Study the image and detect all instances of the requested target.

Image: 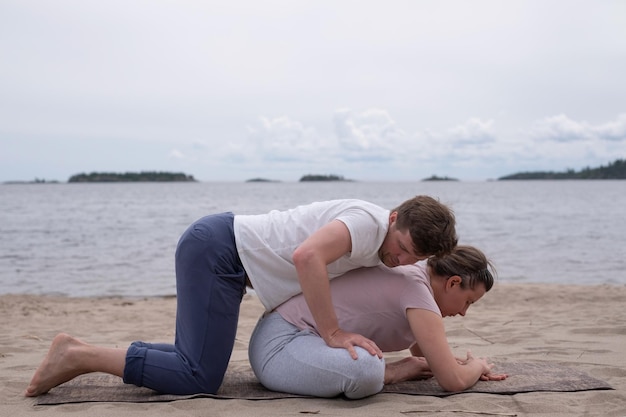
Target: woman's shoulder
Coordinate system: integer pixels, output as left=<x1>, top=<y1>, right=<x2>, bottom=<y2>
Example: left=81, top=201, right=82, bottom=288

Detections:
left=390, top=262, right=429, bottom=281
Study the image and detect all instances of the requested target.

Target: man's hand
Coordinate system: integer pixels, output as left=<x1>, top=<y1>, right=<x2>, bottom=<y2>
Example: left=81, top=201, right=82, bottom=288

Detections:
left=325, top=328, right=383, bottom=360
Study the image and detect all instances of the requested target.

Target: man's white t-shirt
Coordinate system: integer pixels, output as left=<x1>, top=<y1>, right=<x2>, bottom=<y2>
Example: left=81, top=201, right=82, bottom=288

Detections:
left=234, top=199, right=389, bottom=311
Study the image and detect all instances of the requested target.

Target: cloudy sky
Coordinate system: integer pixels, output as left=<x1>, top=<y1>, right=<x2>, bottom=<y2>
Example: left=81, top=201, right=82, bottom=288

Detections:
left=1, top=0, right=625, bottom=182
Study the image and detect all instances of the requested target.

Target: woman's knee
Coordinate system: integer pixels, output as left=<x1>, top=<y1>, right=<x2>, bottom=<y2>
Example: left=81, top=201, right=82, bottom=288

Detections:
left=343, top=349, right=385, bottom=399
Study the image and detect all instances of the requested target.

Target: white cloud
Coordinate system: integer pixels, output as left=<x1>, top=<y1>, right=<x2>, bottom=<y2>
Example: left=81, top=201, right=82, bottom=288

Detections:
left=530, top=113, right=626, bottom=143
left=446, top=118, right=497, bottom=146
left=238, top=109, right=410, bottom=170
left=168, top=149, right=185, bottom=159
left=596, top=113, right=626, bottom=142
left=244, top=116, right=326, bottom=163
left=409, top=118, right=498, bottom=161
left=333, top=108, right=407, bottom=161
left=228, top=111, right=625, bottom=181
left=530, top=114, right=595, bottom=142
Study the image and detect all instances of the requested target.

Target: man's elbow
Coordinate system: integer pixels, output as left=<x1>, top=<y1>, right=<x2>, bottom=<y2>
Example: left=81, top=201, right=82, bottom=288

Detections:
left=292, top=246, right=314, bottom=269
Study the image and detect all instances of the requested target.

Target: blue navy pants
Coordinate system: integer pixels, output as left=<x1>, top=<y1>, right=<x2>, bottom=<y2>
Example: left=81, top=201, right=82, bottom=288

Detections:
left=123, top=212, right=247, bottom=394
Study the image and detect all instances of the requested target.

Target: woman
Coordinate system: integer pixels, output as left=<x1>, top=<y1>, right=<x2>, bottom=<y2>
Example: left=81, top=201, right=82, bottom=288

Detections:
left=248, top=245, right=507, bottom=399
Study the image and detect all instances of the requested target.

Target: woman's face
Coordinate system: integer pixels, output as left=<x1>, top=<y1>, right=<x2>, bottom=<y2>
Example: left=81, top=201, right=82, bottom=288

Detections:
left=436, top=277, right=486, bottom=318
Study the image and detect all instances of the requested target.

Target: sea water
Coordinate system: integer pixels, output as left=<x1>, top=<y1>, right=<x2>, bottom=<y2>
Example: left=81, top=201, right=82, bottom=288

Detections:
left=1, top=180, right=624, bottom=297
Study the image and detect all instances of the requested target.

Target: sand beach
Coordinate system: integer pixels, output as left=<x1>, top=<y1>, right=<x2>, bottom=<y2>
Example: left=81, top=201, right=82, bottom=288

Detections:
left=2, top=283, right=625, bottom=417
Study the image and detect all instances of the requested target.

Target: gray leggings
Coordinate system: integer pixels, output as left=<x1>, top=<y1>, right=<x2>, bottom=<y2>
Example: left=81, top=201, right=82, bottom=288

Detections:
left=248, top=312, right=385, bottom=399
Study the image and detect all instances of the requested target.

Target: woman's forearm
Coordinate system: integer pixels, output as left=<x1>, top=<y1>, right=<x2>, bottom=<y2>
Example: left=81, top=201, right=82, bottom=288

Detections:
left=437, top=356, right=490, bottom=392
left=384, top=355, right=484, bottom=391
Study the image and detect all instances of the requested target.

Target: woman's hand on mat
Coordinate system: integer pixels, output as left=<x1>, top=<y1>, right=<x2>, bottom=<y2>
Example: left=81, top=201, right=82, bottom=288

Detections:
left=327, top=328, right=383, bottom=360
left=455, top=356, right=469, bottom=365
left=479, top=371, right=508, bottom=381
left=463, top=351, right=508, bottom=382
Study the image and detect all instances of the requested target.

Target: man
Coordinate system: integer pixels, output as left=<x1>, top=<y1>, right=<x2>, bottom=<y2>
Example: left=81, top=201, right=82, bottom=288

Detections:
left=26, top=195, right=457, bottom=396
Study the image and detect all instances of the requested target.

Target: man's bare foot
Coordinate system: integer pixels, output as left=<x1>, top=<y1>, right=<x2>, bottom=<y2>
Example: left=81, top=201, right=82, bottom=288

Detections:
left=24, top=333, right=89, bottom=397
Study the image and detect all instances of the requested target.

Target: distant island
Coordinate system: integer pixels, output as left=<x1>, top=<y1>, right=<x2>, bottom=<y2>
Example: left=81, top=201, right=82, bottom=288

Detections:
left=3, top=178, right=60, bottom=184
left=245, top=178, right=280, bottom=183
left=422, top=175, right=459, bottom=182
left=299, top=174, right=351, bottom=182
left=68, top=171, right=197, bottom=183
left=498, top=159, right=626, bottom=180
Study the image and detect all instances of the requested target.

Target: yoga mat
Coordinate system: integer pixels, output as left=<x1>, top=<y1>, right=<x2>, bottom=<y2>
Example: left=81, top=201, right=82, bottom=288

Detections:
left=36, top=360, right=613, bottom=405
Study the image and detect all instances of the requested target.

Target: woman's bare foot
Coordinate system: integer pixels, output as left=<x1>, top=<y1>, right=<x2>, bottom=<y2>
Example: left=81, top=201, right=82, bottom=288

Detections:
left=384, top=356, right=433, bottom=384
left=24, top=333, right=90, bottom=397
